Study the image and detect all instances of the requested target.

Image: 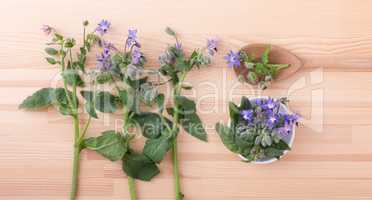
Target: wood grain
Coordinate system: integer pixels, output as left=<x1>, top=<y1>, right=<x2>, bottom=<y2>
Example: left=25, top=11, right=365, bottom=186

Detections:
left=1, top=0, right=372, bottom=199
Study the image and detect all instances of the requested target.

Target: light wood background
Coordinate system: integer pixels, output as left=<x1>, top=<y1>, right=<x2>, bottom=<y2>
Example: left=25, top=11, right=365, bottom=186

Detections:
left=1, top=0, right=372, bottom=199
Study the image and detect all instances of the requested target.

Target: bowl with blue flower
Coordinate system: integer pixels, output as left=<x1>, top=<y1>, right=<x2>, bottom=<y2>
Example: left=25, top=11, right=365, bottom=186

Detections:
left=225, top=44, right=302, bottom=89
left=215, top=96, right=300, bottom=164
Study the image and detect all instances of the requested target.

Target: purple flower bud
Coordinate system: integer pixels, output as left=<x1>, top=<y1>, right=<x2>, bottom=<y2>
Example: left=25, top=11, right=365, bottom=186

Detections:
left=175, top=42, right=182, bottom=49
left=101, top=40, right=117, bottom=56
left=225, top=51, right=241, bottom=68
left=126, top=28, right=140, bottom=48
left=276, top=124, right=293, bottom=137
left=95, top=20, right=110, bottom=35
left=207, top=38, right=218, bottom=55
left=263, top=98, right=279, bottom=110
left=96, top=52, right=112, bottom=71
left=41, top=25, right=52, bottom=35
left=131, top=47, right=142, bottom=65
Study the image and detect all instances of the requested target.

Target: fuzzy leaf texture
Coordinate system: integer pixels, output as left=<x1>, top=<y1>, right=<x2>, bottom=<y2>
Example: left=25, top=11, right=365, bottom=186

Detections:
left=165, top=27, right=176, bottom=37
left=62, top=70, right=84, bottom=87
left=215, top=123, right=239, bottom=153
left=122, top=153, right=160, bottom=181
left=261, top=46, right=271, bottom=64
left=264, top=148, right=284, bottom=159
left=80, top=90, right=98, bottom=118
left=175, top=95, right=196, bottom=113
left=19, top=88, right=55, bottom=109
left=143, top=136, right=172, bottom=162
left=45, top=47, right=58, bottom=56
left=175, top=95, right=207, bottom=141
left=84, top=130, right=128, bottom=161
left=53, top=88, right=77, bottom=116
left=132, top=112, right=166, bottom=139
left=95, top=91, right=118, bottom=113
left=179, top=113, right=207, bottom=141
left=119, top=90, right=139, bottom=113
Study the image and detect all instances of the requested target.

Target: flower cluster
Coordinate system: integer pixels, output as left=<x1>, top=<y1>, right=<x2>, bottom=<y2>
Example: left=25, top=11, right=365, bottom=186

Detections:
left=29, top=21, right=219, bottom=200
left=216, top=96, right=300, bottom=162
left=95, top=20, right=144, bottom=72
left=240, top=98, right=299, bottom=138
left=224, top=46, right=290, bottom=90
left=158, top=32, right=218, bottom=67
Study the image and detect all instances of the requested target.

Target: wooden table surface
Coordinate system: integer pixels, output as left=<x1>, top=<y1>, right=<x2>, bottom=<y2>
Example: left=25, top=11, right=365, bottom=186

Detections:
left=1, top=0, right=372, bottom=199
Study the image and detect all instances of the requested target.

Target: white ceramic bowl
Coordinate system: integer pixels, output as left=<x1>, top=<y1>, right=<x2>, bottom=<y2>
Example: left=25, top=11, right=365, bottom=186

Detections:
left=237, top=96, right=296, bottom=164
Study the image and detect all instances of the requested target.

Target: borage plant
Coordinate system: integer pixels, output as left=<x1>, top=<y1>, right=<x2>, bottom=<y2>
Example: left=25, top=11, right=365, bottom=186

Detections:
left=19, top=21, right=101, bottom=200
left=131, top=28, right=218, bottom=200
left=154, top=28, right=217, bottom=200
left=81, top=25, right=163, bottom=199
left=215, top=97, right=299, bottom=163
left=19, top=20, right=162, bottom=200
left=225, top=46, right=289, bottom=89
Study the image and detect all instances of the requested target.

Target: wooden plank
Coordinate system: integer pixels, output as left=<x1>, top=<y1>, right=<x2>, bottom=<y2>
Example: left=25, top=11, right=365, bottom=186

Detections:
left=1, top=0, right=372, bottom=199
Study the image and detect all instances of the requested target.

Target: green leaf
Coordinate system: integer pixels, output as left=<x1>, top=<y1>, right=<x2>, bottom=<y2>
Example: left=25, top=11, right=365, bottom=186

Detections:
left=64, top=38, right=76, bottom=48
left=119, top=90, right=139, bottom=113
left=229, top=102, right=240, bottom=123
left=155, top=94, right=165, bottom=113
left=180, top=113, right=207, bottom=141
left=45, top=47, right=58, bottom=56
left=45, top=57, right=57, bottom=65
left=53, top=88, right=77, bottom=116
left=255, top=63, right=270, bottom=76
left=271, top=139, right=291, bottom=150
left=132, top=112, right=163, bottom=139
left=133, top=112, right=172, bottom=139
left=62, top=70, right=84, bottom=87
left=234, top=129, right=254, bottom=152
left=264, top=148, right=283, bottom=159
left=139, top=83, right=158, bottom=105
left=247, top=71, right=258, bottom=83
left=269, top=64, right=290, bottom=77
left=165, top=27, right=176, bottom=37
left=239, top=96, right=252, bottom=110
left=95, top=91, right=117, bottom=113
left=159, top=64, right=179, bottom=85
left=215, top=123, right=239, bottom=153
left=80, top=90, right=98, bottom=118
left=54, top=33, right=63, bottom=41
left=126, top=65, right=145, bottom=80
left=84, top=130, right=128, bottom=161
left=96, top=72, right=113, bottom=84
left=19, top=88, right=55, bottom=109
left=85, top=103, right=98, bottom=118
left=175, top=95, right=196, bottom=113
left=81, top=90, right=94, bottom=102
left=124, top=76, right=148, bottom=90
left=122, top=153, right=160, bottom=181
left=175, top=58, right=188, bottom=71
left=143, top=136, right=172, bottom=162
left=261, top=45, right=271, bottom=64
left=261, top=134, right=272, bottom=147
left=244, top=62, right=255, bottom=69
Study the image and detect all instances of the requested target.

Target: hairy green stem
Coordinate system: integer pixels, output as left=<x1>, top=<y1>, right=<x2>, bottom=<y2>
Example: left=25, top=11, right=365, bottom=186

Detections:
left=78, top=116, right=91, bottom=143
left=70, top=115, right=81, bottom=200
left=128, top=176, right=137, bottom=200
left=122, top=105, right=138, bottom=200
left=171, top=138, right=183, bottom=200
left=170, top=71, right=187, bottom=200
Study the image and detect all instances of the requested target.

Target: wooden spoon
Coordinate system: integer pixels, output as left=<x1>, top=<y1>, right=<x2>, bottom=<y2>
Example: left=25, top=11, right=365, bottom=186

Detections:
left=233, top=44, right=303, bottom=83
